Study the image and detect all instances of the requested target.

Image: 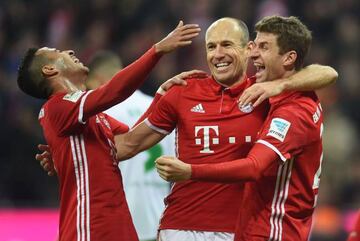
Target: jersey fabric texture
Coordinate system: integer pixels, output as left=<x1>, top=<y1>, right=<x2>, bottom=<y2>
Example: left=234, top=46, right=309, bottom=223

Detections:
left=39, top=92, right=138, bottom=241
left=106, top=90, right=174, bottom=240
left=237, top=91, right=324, bottom=241
left=146, top=76, right=269, bottom=232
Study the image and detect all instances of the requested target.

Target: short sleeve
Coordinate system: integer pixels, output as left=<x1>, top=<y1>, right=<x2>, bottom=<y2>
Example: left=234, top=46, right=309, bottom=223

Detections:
left=104, top=114, right=129, bottom=135
left=145, top=87, right=180, bottom=134
left=46, top=91, right=91, bottom=136
left=257, top=104, right=318, bottom=162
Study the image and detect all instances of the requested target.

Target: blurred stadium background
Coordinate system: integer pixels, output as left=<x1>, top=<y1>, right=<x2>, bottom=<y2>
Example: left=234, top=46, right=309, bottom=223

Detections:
left=0, top=0, right=358, bottom=240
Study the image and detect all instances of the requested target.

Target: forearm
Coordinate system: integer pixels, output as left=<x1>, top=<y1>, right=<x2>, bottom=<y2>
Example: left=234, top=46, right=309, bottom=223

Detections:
left=83, top=46, right=161, bottom=119
left=133, top=93, right=162, bottom=128
left=191, top=144, right=277, bottom=182
left=278, top=64, right=338, bottom=92
left=115, top=122, right=165, bottom=161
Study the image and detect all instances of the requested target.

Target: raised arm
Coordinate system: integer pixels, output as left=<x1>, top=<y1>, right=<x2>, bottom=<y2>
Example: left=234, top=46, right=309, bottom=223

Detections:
left=115, top=122, right=166, bottom=161
left=239, top=64, right=338, bottom=107
left=82, top=21, right=201, bottom=121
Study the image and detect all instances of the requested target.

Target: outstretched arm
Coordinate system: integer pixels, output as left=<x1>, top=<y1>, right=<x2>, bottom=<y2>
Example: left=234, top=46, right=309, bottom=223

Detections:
left=82, top=21, right=201, bottom=121
left=239, top=64, right=338, bottom=107
left=115, top=122, right=166, bottom=161
left=156, top=143, right=278, bottom=182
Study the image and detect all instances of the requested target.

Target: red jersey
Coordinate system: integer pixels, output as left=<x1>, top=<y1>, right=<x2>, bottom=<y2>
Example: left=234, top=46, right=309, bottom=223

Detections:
left=39, top=92, right=138, bottom=241
left=146, top=76, right=269, bottom=232
left=237, top=91, right=324, bottom=241
left=37, top=46, right=161, bottom=241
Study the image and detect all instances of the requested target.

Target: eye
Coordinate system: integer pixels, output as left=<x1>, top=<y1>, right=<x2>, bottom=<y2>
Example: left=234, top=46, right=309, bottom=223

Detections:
left=207, top=44, right=215, bottom=50
left=222, top=42, right=232, bottom=48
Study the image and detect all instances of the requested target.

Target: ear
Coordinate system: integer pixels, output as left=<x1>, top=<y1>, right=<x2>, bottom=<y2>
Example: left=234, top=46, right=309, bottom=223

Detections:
left=41, top=64, right=58, bottom=77
left=283, top=50, right=297, bottom=68
left=244, top=41, right=254, bottom=58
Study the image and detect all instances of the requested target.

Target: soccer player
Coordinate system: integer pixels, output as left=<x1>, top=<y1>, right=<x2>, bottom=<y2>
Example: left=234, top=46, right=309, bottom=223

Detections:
left=17, top=21, right=201, bottom=241
left=115, top=17, right=337, bottom=241
left=155, top=16, right=333, bottom=241
left=89, top=51, right=175, bottom=241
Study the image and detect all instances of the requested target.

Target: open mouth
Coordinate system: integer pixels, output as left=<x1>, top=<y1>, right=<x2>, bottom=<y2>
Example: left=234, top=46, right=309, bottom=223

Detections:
left=254, top=63, right=265, bottom=74
left=215, top=62, right=231, bottom=71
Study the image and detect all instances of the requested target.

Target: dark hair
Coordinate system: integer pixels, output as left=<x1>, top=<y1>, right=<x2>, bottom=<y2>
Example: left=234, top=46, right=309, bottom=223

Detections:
left=17, top=48, right=53, bottom=99
left=255, top=16, right=312, bottom=70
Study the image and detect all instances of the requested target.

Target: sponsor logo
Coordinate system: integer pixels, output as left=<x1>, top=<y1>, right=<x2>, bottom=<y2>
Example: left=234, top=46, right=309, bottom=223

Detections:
left=267, top=118, right=291, bottom=142
left=195, top=126, right=219, bottom=153
left=63, top=90, right=84, bottom=103
left=191, top=103, right=205, bottom=113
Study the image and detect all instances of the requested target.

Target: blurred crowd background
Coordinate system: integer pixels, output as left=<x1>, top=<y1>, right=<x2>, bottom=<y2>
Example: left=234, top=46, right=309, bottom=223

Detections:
left=0, top=0, right=359, bottom=240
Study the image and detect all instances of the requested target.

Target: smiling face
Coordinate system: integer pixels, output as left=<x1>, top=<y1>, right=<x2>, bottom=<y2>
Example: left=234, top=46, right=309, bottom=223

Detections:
left=250, top=32, right=290, bottom=83
left=205, top=19, right=249, bottom=87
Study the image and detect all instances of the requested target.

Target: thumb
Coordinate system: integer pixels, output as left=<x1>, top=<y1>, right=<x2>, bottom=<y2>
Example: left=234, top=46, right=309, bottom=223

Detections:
left=176, top=20, right=184, bottom=28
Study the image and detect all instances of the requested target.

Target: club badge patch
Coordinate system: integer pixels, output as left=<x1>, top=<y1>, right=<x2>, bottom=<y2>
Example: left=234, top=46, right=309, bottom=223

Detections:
left=238, top=103, right=254, bottom=113
left=267, top=118, right=291, bottom=142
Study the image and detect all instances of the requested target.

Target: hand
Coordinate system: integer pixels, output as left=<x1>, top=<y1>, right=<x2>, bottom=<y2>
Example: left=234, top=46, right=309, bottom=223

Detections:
left=155, top=155, right=191, bottom=182
left=155, top=21, right=201, bottom=54
left=159, top=69, right=208, bottom=93
left=35, top=144, right=56, bottom=176
left=238, top=81, right=285, bottom=107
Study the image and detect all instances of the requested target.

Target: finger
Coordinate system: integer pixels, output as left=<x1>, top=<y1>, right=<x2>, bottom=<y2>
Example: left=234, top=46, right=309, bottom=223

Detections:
left=40, top=158, right=48, bottom=166
left=178, top=41, right=193, bottom=47
left=253, top=94, right=266, bottom=107
left=43, top=163, right=51, bottom=171
left=180, top=32, right=200, bottom=41
left=179, top=24, right=200, bottom=30
left=240, top=88, right=262, bottom=107
left=38, top=144, right=50, bottom=151
left=183, top=69, right=207, bottom=76
left=179, top=28, right=201, bottom=36
left=35, top=154, right=42, bottom=161
left=48, top=171, right=55, bottom=176
left=176, top=20, right=184, bottom=28
left=238, top=91, right=251, bottom=106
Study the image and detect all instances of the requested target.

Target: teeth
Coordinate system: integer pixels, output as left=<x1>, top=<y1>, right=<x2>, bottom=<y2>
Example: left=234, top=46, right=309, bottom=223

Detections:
left=215, top=62, right=229, bottom=68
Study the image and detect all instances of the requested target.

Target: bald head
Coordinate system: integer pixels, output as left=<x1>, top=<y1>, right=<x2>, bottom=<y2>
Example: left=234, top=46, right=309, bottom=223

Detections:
left=205, top=18, right=250, bottom=87
left=206, top=18, right=249, bottom=47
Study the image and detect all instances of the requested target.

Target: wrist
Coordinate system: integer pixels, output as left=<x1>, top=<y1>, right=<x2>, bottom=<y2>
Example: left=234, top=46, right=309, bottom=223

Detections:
left=154, top=43, right=165, bottom=55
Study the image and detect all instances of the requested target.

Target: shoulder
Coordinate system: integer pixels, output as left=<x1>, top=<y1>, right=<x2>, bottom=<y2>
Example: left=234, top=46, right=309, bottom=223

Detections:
left=280, top=91, right=320, bottom=118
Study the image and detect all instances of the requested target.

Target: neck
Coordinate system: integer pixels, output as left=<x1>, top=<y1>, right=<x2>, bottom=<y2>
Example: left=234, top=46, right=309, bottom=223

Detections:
left=51, top=76, right=86, bottom=94
left=276, top=68, right=297, bottom=81
left=217, top=72, right=247, bottom=88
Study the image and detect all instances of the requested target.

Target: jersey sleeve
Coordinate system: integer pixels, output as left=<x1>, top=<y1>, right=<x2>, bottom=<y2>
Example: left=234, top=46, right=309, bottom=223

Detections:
left=82, top=46, right=161, bottom=123
left=257, top=103, right=320, bottom=162
left=46, top=91, right=90, bottom=136
left=145, top=87, right=180, bottom=135
left=104, top=114, right=129, bottom=135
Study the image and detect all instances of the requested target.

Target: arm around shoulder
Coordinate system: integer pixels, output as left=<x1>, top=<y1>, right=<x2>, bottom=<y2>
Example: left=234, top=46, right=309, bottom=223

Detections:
left=115, top=121, right=166, bottom=161
left=281, top=64, right=338, bottom=91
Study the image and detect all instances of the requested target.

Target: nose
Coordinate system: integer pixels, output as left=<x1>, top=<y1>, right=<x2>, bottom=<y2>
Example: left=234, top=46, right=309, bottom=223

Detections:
left=64, top=50, right=75, bottom=56
left=249, top=44, right=259, bottom=60
left=214, top=45, right=225, bottom=59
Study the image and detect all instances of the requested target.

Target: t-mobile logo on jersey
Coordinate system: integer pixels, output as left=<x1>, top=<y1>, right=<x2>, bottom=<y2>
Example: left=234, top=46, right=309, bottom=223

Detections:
left=195, top=126, right=219, bottom=153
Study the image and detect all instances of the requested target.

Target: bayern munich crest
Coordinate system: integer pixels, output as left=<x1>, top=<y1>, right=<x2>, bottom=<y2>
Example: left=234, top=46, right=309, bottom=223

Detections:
left=238, top=102, right=254, bottom=113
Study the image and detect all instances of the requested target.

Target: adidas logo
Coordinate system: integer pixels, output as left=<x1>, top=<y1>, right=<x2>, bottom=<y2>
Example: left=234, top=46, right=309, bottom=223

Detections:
left=191, top=103, right=205, bottom=113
